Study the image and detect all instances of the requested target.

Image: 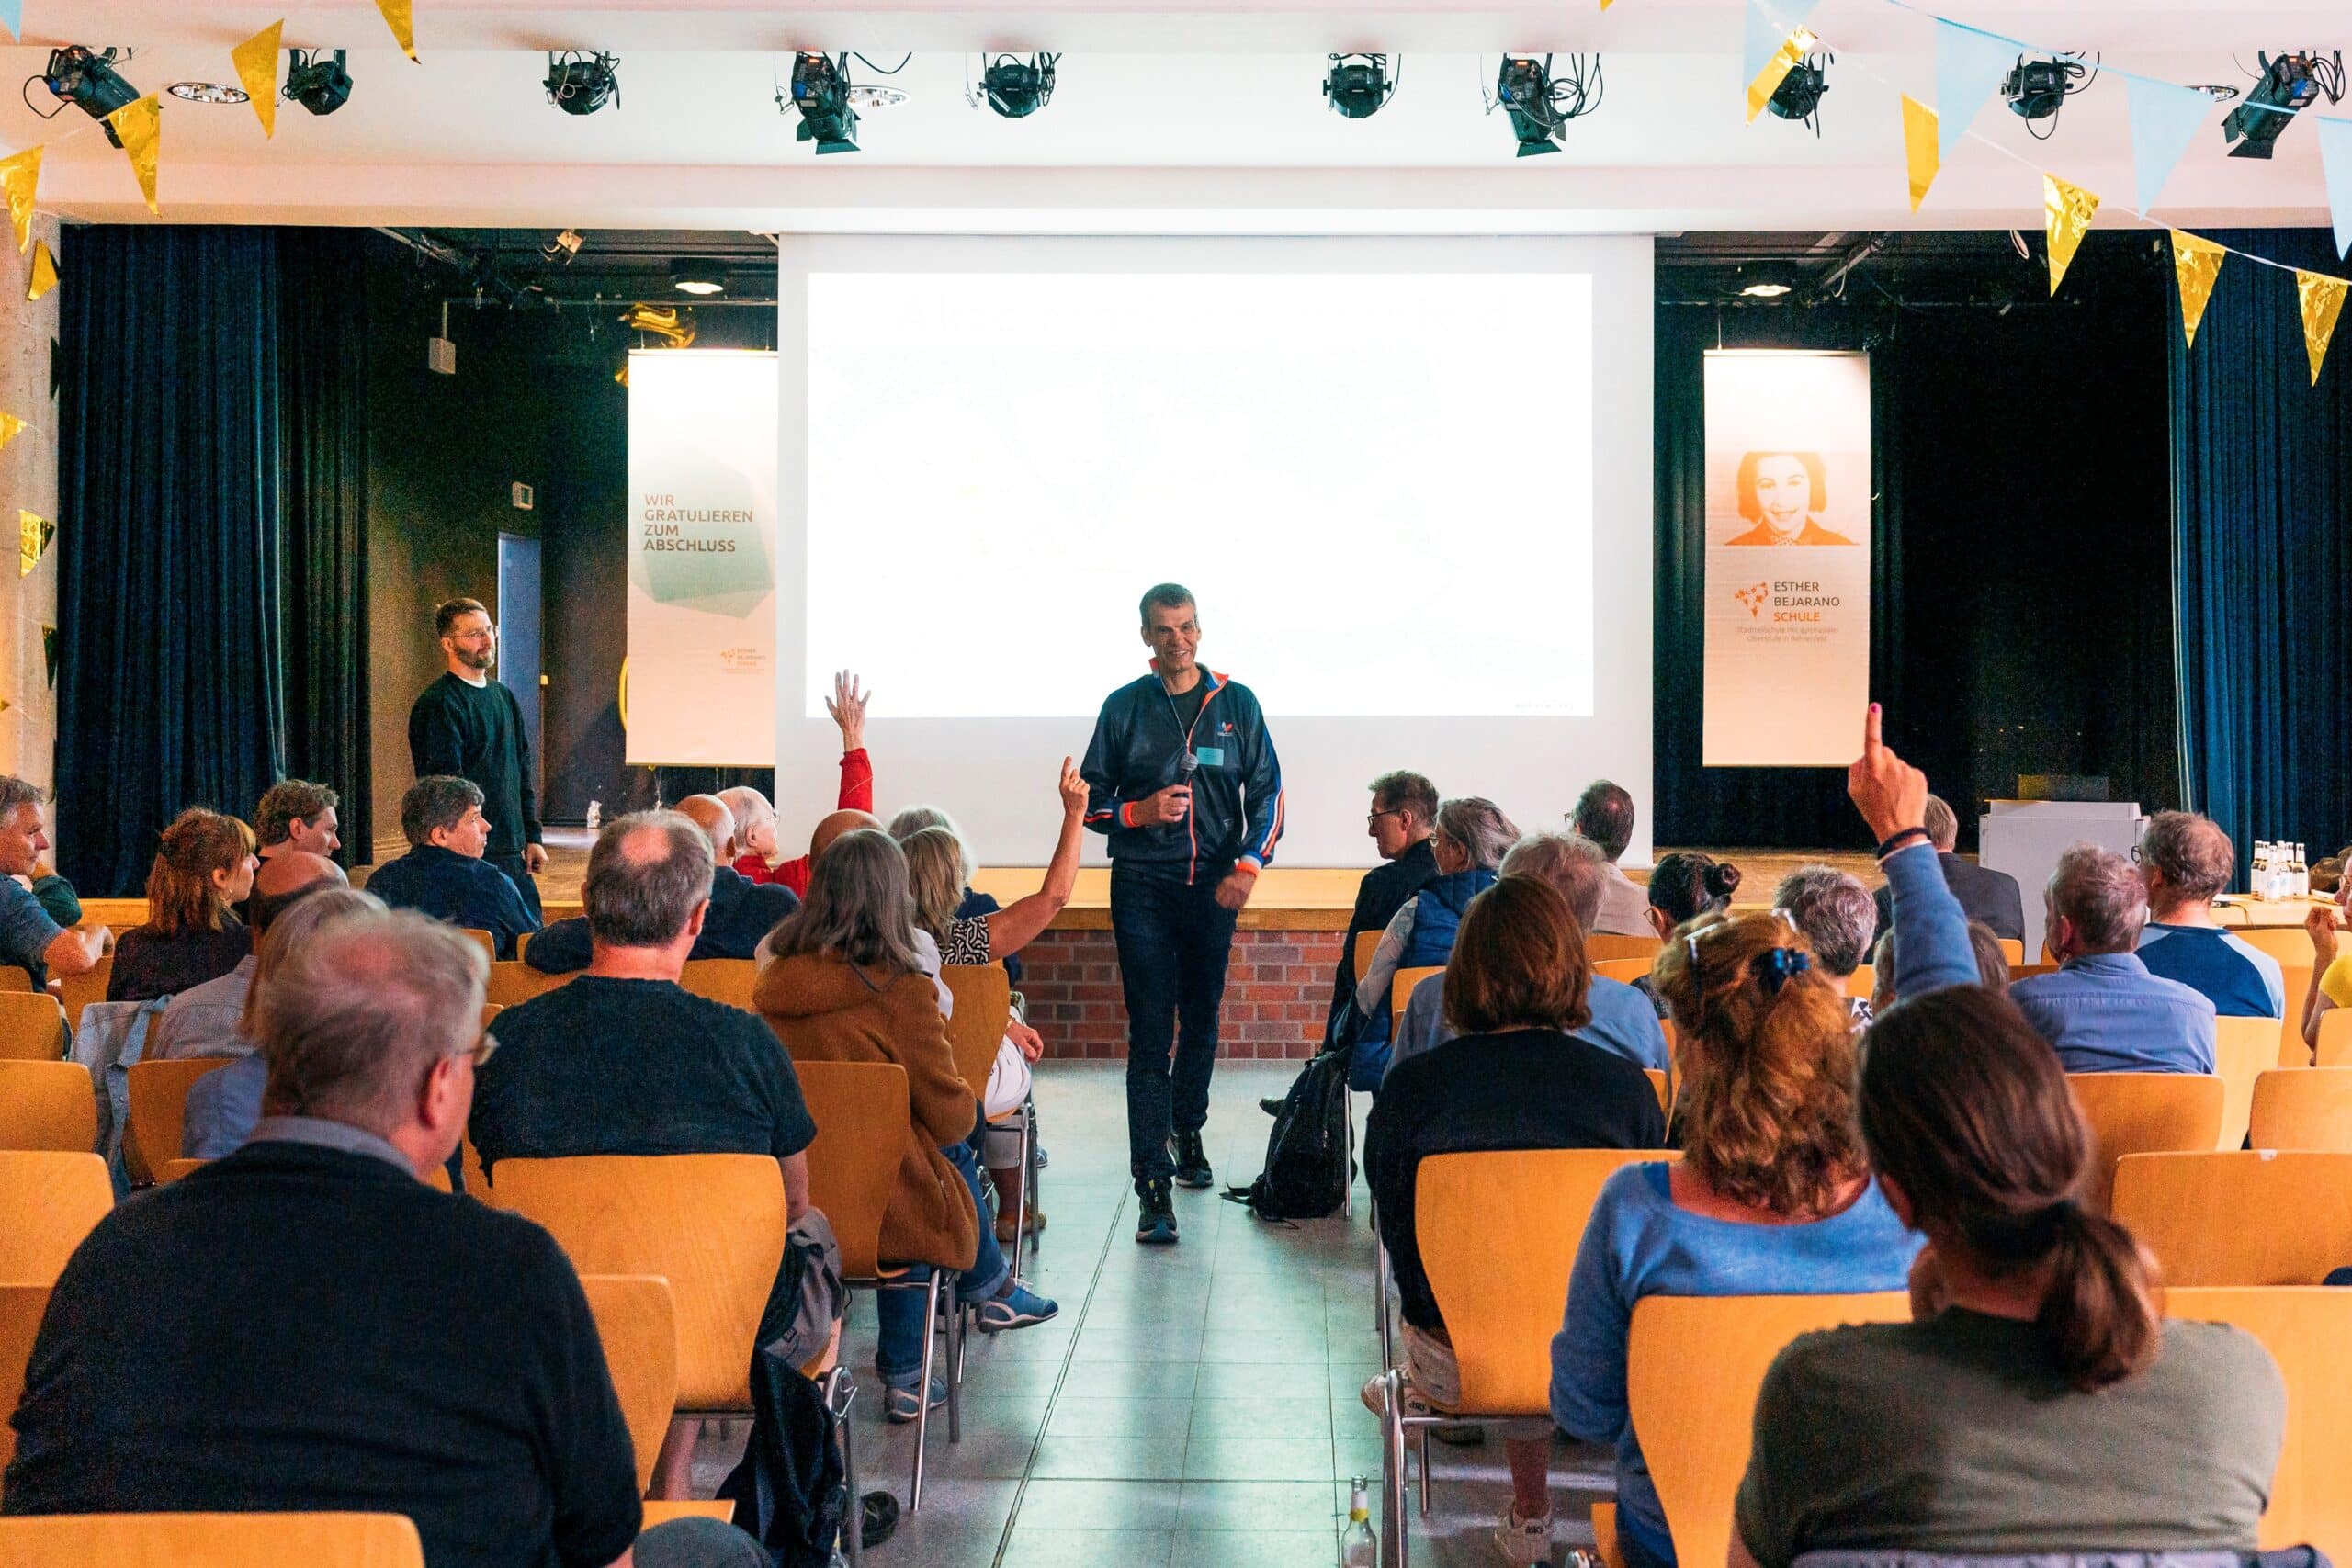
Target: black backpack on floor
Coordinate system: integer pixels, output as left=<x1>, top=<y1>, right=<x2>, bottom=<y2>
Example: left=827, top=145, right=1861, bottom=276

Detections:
left=1225, top=1050, right=1351, bottom=1221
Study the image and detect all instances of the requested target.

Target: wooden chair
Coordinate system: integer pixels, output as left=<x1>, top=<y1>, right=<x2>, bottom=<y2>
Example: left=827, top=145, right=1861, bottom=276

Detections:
left=1586, top=933, right=1663, bottom=963
left=1843, top=964, right=1874, bottom=999
left=2249, top=1067, right=2352, bottom=1152
left=680, top=958, right=759, bottom=1011
left=580, top=1273, right=681, bottom=1492
left=2317, top=1007, right=2352, bottom=1066
left=1390, top=964, right=1443, bottom=1041
left=0, top=989, right=67, bottom=1060
left=53, top=955, right=110, bottom=1032
left=1642, top=1069, right=1669, bottom=1115
left=513, top=931, right=531, bottom=964
left=157, top=1157, right=207, bottom=1184
left=0, top=1151, right=115, bottom=1282
left=485, top=961, right=572, bottom=1009
left=940, top=964, right=1012, bottom=1095
left=0, top=1513, right=425, bottom=1566
left=2167, top=1287, right=2352, bottom=1559
left=1352, top=929, right=1380, bottom=981
left=0, top=964, right=33, bottom=991
left=2007, top=963, right=2062, bottom=982
left=1996, top=938, right=2026, bottom=964
left=2215, top=1015, right=2282, bottom=1148
left=456, top=927, right=498, bottom=963
left=0, top=1281, right=49, bottom=1472
left=123, top=1057, right=232, bottom=1183
left=2064, top=1072, right=2222, bottom=1214
left=1591, top=956, right=1651, bottom=986
left=2112, top=1151, right=2352, bottom=1284
left=2278, top=966, right=2315, bottom=1066
left=2238, top=924, right=2318, bottom=969
left=0, top=1060, right=97, bottom=1153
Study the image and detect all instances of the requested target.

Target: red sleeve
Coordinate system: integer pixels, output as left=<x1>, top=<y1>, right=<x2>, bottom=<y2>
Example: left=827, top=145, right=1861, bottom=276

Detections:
left=838, top=747, right=874, bottom=813
left=776, top=855, right=814, bottom=898
left=731, top=852, right=774, bottom=886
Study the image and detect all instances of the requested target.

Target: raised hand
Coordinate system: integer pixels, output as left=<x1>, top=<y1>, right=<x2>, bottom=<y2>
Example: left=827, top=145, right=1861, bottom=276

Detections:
left=826, top=670, right=869, bottom=751
left=1057, top=756, right=1088, bottom=818
left=1848, top=703, right=1929, bottom=845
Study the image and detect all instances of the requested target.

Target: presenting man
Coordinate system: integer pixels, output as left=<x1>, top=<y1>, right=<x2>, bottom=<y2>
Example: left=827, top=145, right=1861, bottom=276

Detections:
left=1081, top=583, right=1283, bottom=1246
left=408, top=597, right=545, bottom=919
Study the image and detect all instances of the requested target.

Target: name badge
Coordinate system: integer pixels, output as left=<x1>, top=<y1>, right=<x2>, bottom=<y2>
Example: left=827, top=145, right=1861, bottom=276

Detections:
left=1193, top=746, right=1227, bottom=768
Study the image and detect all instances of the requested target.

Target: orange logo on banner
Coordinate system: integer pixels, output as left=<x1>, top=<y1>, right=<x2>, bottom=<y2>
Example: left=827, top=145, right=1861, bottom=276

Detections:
left=1735, top=582, right=1770, bottom=617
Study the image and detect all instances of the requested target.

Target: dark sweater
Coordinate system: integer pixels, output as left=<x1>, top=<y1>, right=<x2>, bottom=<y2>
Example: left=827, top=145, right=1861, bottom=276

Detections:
left=408, top=671, right=543, bottom=860
left=364, top=843, right=538, bottom=959
left=1366, top=1028, right=1668, bottom=1331
left=105, top=921, right=251, bottom=1002
left=1328, top=837, right=1439, bottom=1043
left=525, top=865, right=797, bottom=973
left=1, top=1141, right=641, bottom=1568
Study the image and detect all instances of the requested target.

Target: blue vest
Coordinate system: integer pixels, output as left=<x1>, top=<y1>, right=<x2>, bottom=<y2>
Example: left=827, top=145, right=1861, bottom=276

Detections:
left=1401, top=867, right=1498, bottom=969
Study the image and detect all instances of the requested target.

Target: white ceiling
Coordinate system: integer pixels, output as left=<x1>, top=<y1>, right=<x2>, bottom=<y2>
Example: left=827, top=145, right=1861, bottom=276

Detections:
left=0, top=1, right=2342, bottom=232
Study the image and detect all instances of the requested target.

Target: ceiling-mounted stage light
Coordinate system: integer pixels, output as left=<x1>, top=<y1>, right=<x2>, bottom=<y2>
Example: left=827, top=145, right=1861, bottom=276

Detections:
left=671, top=259, right=727, bottom=297
left=546, top=51, right=620, bottom=116
left=2222, top=49, right=2344, bottom=159
left=1736, top=262, right=1799, bottom=299
left=2001, top=54, right=2095, bottom=139
left=785, top=51, right=859, bottom=153
left=283, top=49, right=353, bottom=116
left=38, top=46, right=140, bottom=147
left=1766, top=50, right=1831, bottom=132
left=1323, top=53, right=1396, bottom=118
left=971, top=52, right=1057, bottom=118
left=542, top=229, right=584, bottom=265
left=168, top=80, right=249, bottom=104
left=1490, top=53, right=1602, bottom=158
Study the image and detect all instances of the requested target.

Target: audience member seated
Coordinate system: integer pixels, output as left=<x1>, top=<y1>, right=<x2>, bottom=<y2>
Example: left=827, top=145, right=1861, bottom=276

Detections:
left=22, top=861, right=80, bottom=930
left=108, top=808, right=259, bottom=1002
left=737, top=670, right=873, bottom=895
left=1733, top=985, right=2286, bottom=1568
left=152, top=851, right=345, bottom=1060
left=1326, top=770, right=1441, bottom=1048
left=1571, top=779, right=1651, bottom=937
left=252, top=777, right=342, bottom=863
left=755, top=829, right=1057, bottom=1421
left=2010, top=843, right=2216, bottom=1075
left=890, top=800, right=1031, bottom=987
left=1628, top=852, right=1741, bottom=1018
left=0, top=773, right=107, bottom=986
left=1365, top=876, right=1668, bottom=1564
left=2301, top=897, right=2352, bottom=1061
left=718, top=784, right=782, bottom=881
left=1772, top=864, right=1879, bottom=1025
left=1869, top=793, right=2026, bottom=944
left=1388, top=831, right=1671, bottom=1077
left=2, top=905, right=763, bottom=1568
left=1868, top=918, right=2012, bottom=1014
left=1351, top=796, right=1519, bottom=1089
left=470, top=810, right=832, bottom=1497
left=524, top=794, right=797, bottom=972
left=365, top=774, right=538, bottom=959
left=2132, top=810, right=2283, bottom=1018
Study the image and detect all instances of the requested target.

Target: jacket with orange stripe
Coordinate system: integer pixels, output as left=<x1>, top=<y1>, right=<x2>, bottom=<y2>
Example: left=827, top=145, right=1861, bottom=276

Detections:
left=1080, top=668, right=1284, bottom=886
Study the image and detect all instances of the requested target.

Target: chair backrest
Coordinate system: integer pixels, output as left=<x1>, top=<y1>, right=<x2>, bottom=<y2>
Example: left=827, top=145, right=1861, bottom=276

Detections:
left=680, top=958, right=760, bottom=1011
left=580, top=1273, right=679, bottom=1493
left=513, top=931, right=531, bottom=964
left=0, top=989, right=67, bottom=1060
left=123, top=1057, right=232, bottom=1183
left=1391, top=964, right=1444, bottom=1039
left=2214, top=1015, right=2282, bottom=1149
left=1416, top=1148, right=1682, bottom=1413
left=2248, top=1067, right=2352, bottom=1152
left=484, top=961, right=572, bottom=1009
left=1842, top=964, right=1874, bottom=999
left=456, top=927, right=497, bottom=963
left=2007, top=962, right=2061, bottom=982
left=2317, top=1007, right=2352, bottom=1066
left=795, top=1060, right=912, bottom=1280
left=2112, top=1151, right=2352, bottom=1284
left=0, top=1151, right=114, bottom=1282
left=2236, top=925, right=2318, bottom=968
left=1642, top=1068, right=1669, bottom=1114
left=2165, top=1286, right=2352, bottom=1558
left=481, top=1153, right=785, bottom=1411
left=1590, top=956, right=1651, bottom=986
left=0, top=1281, right=50, bottom=1472
left=2278, top=966, right=2314, bottom=1067
left=0, top=1513, right=425, bottom=1566
left=1352, top=929, right=1380, bottom=982
left=1586, top=932, right=1664, bottom=963
left=0, top=964, right=32, bottom=992
left=1627, top=1292, right=1911, bottom=1568
left=0, top=1060, right=97, bottom=1154
left=1996, top=937, right=2026, bottom=964
left=940, top=964, right=1012, bottom=1093
left=157, top=1157, right=206, bottom=1184
left=54, top=956, right=111, bottom=1034
left=2064, top=1072, right=2223, bottom=1214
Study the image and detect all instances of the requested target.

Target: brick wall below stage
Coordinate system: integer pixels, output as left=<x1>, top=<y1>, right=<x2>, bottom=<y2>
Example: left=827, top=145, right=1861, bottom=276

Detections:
left=1019, top=929, right=1344, bottom=1059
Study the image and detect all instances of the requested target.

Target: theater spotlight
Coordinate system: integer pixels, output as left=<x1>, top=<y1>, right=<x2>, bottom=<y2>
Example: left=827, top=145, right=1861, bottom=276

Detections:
left=2002, top=54, right=2095, bottom=139
left=971, top=53, right=1057, bottom=118
left=785, top=51, right=859, bottom=153
left=283, top=49, right=353, bottom=116
left=36, top=46, right=140, bottom=146
left=1490, top=54, right=1602, bottom=158
left=670, top=260, right=726, bottom=297
left=1736, top=263, right=1799, bottom=299
left=1766, top=50, right=1832, bottom=132
left=545, top=51, right=620, bottom=116
left=2222, top=50, right=2344, bottom=159
left=1323, top=53, right=1396, bottom=118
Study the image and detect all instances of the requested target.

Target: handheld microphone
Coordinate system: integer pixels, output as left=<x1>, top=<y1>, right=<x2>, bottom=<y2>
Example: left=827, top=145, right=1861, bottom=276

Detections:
left=1176, top=750, right=1198, bottom=787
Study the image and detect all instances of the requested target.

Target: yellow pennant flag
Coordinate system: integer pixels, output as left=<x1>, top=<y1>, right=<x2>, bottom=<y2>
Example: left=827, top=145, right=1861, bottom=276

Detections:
left=26, top=241, right=56, bottom=302
left=18, top=511, right=52, bottom=578
left=232, top=21, right=284, bottom=138
left=1747, top=27, right=1815, bottom=124
left=2298, top=268, right=2349, bottom=385
left=0, top=145, right=38, bottom=254
left=376, top=0, right=418, bottom=61
left=0, top=412, right=25, bottom=452
left=2043, top=173, right=2099, bottom=296
left=1901, top=96, right=1939, bottom=212
left=106, top=95, right=161, bottom=215
left=2169, top=231, right=2226, bottom=351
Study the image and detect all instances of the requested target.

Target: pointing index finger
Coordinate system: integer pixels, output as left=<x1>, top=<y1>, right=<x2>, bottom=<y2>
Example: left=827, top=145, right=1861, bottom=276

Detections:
left=1862, top=702, right=1883, bottom=754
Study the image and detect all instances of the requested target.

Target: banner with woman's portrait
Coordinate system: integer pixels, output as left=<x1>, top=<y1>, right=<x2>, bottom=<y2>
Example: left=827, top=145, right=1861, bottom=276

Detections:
left=1701, top=351, right=1871, bottom=766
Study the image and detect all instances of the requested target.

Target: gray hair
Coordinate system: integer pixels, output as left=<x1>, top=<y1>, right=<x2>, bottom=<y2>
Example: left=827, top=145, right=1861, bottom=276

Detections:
left=0, top=774, right=41, bottom=818
left=1922, top=795, right=1960, bottom=852
left=767, top=828, right=929, bottom=976
left=584, top=811, right=715, bottom=949
left=240, top=887, right=385, bottom=1041
left=1434, top=797, right=1521, bottom=872
left=1499, top=830, right=1610, bottom=931
left=2049, top=841, right=2149, bottom=954
left=2139, top=810, right=2234, bottom=905
left=1772, top=864, right=1878, bottom=977
left=888, top=805, right=976, bottom=884
left=717, top=786, right=774, bottom=834
left=1138, top=581, right=1194, bottom=623
left=401, top=775, right=483, bottom=845
left=254, top=908, right=486, bottom=1135
left=1871, top=919, right=2011, bottom=1012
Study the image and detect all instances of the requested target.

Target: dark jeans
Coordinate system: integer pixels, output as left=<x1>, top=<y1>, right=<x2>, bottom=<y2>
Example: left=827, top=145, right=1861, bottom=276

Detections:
left=488, top=852, right=544, bottom=922
left=1111, top=863, right=1239, bottom=1182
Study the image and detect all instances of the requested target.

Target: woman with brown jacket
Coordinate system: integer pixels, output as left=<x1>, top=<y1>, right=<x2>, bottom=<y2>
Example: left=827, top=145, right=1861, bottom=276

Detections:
left=756, top=829, right=1058, bottom=1422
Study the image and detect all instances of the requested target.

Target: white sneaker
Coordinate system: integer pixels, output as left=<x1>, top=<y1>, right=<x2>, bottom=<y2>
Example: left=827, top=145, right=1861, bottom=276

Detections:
left=1493, top=1506, right=1554, bottom=1565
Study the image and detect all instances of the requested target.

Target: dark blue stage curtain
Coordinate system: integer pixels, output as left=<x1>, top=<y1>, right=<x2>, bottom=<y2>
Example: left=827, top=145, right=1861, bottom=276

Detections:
left=57, top=228, right=372, bottom=895
left=2169, top=230, right=2352, bottom=876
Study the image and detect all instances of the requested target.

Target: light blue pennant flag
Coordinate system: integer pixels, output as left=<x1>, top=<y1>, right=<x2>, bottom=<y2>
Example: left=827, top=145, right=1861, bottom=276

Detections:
left=0, top=0, right=20, bottom=39
left=1743, top=0, right=1825, bottom=93
left=2320, top=114, right=2352, bottom=258
left=2126, top=75, right=2213, bottom=216
left=1934, top=17, right=2020, bottom=160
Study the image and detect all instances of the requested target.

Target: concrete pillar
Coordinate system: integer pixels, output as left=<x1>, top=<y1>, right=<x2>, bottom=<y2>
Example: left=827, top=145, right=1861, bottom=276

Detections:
left=0, top=215, right=59, bottom=790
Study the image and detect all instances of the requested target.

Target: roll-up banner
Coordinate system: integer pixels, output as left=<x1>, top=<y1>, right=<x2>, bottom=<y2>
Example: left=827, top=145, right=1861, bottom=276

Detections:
left=624, top=350, right=780, bottom=766
left=1701, top=350, right=1872, bottom=767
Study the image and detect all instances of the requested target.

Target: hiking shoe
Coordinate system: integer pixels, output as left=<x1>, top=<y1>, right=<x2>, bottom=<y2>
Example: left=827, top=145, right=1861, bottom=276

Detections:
left=1261, top=1096, right=1285, bottom=1115
left=882, top=1373, right=946, bottom=1424
left=975, top=1281, right=1059, bottom=1333
left=1494, top=1505, right=1554, bottom=1565
left=1135, top=1178, right=1179, bottom=1244
left=1170, top=1130, right=1214, bottom=1189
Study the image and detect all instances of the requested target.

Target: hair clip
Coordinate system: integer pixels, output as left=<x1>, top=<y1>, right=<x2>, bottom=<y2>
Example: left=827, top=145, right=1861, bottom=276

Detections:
left=1753, top=947, right=1813, bottom=995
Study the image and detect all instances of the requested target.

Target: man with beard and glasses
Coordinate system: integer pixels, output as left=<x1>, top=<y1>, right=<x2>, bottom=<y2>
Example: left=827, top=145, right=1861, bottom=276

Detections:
left=408, top=597, right=547, bottom=919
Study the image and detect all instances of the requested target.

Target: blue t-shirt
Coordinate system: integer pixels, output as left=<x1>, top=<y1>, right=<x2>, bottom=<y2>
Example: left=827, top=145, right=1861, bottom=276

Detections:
left=2134, top=923, right=2285, bottom=1020
left=0, top=874, right=63, bottom=986
left=1551, top=1162, right=1921, bottom=1567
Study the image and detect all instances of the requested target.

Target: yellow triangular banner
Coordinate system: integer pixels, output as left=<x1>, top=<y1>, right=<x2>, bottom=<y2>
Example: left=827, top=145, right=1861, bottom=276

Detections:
left=105, top=95, right=161, bottom=215
left=2043, top=173, right=2099, bottom=296
left=376, top=0, right=418, bottom=61
left=2298, top=268, right=2349, bottom=385
left=232, top=21, right=284, bottom=139
left=0, top=145, right=39, bottom=254
left=2169, top=231, right=2226, bottom=351
left=0, top=412, right=26, bottom=452
left=1901, top=95, right=1939, bottom=212
left=18, top=511, right=52, bottom=578
left=1746, top=27, right=1815, bottom=125
left=26, top=241, right=55, bottom=302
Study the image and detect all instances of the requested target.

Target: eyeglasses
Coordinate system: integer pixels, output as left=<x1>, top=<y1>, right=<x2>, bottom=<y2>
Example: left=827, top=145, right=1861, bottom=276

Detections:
left=459, top=1030, right=499, bottom=1068
left=1366, top=808, right=1402, bottom=827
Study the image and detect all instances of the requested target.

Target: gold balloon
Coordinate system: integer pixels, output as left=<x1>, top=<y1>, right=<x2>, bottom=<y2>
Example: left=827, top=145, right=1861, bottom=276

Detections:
left=2042, top=173, right=2099, bottom=296
left=2169, top=231, right=2226, bottom=351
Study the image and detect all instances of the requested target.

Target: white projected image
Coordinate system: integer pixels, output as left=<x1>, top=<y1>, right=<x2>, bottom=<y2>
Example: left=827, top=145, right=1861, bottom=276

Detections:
left=805, top=272, right=1594, bottom=719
